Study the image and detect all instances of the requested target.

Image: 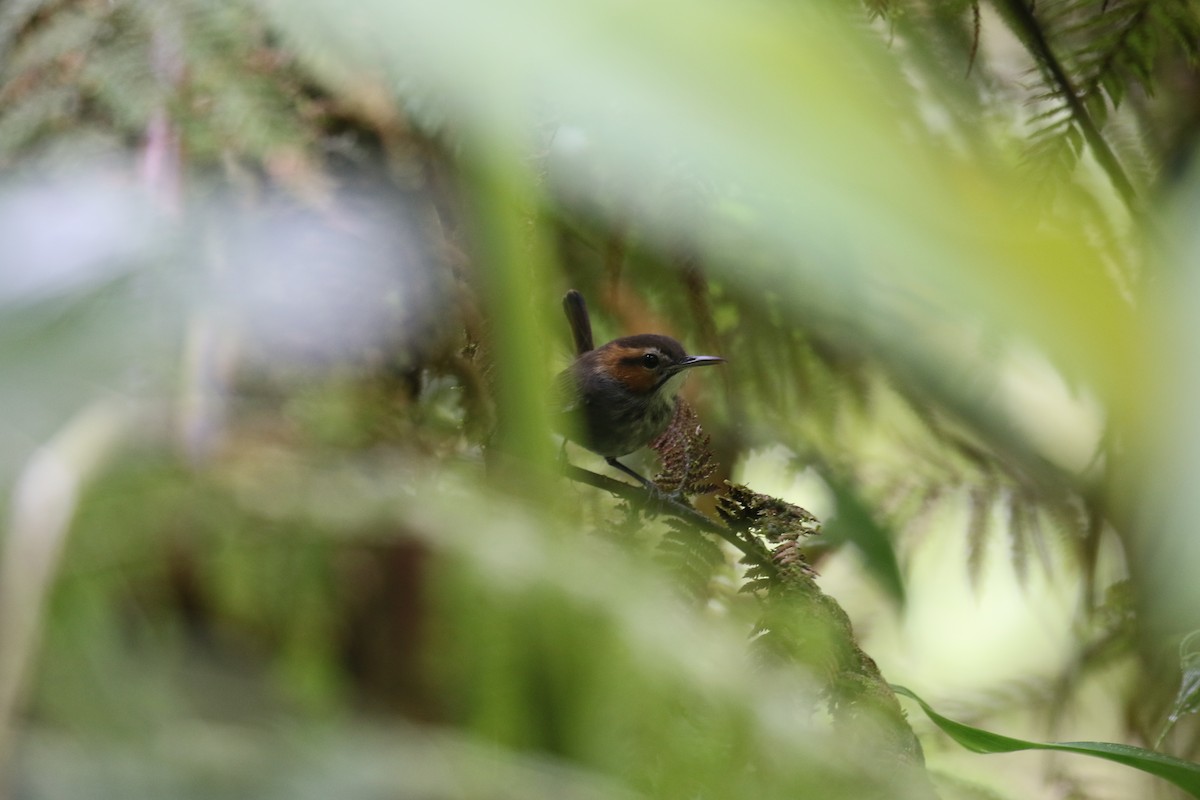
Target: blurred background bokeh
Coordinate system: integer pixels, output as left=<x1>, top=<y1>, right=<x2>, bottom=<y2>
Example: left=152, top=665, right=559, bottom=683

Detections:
left=2, top=0, right=1200, bottom=798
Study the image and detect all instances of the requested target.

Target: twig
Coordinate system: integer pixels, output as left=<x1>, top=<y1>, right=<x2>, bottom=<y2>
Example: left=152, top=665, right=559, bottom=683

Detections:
left=561, top=463, right=775, bottom=573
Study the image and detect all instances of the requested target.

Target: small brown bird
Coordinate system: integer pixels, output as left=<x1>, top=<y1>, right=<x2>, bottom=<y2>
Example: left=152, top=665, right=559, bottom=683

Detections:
left=556, top=290, right=724, bottom=487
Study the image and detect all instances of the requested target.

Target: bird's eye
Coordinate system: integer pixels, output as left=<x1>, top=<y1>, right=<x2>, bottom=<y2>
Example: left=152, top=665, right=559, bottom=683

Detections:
left=641, top=353, right=660, bottom=368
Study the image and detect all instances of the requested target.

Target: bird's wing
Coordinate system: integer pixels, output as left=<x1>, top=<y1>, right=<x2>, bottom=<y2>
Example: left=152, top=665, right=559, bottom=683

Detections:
left=551, top=367, right=583, bottom=416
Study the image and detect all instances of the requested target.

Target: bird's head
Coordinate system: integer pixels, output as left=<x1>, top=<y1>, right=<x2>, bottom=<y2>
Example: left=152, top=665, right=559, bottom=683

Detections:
left=594, top=334, right=724, bottom=398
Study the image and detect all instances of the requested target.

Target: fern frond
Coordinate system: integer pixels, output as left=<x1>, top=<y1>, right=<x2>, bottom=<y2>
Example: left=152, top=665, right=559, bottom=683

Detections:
left=1008, top=0, right=1200, bottom=203
left=0, top=85, right=77, bottom=158
left=966, top=483, right=994, bottom=585
left=655, top=520, right=726, bottom=602
left=862, top=0, right=893, bottom=21
left=1005, top=487, right=1032, bottom=583
left=650, top=398, right=719, bottom=497
left=716, top=484, right=820, bottom=607
left=6, top=5, right=97, bottom=75
left=0, top=0, right=319, bottom=182
left=0, top=0, right=57, bottom=61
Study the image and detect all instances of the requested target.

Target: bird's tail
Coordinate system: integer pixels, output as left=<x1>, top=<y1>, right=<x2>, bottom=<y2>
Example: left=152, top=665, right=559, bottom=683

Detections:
left=562, top=289, right=594, bottom=355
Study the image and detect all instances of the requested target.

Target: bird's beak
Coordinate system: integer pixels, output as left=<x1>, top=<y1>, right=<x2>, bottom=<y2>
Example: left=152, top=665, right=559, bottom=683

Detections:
left=678, top=355, right=725, bottom=369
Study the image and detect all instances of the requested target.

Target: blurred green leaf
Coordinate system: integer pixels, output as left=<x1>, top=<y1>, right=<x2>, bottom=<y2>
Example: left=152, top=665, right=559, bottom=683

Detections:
left=14, top=722, right=641, bottom=800
left=823, top=477, right=905, bottom=606
left=266, top=0, right=1141, bottom=426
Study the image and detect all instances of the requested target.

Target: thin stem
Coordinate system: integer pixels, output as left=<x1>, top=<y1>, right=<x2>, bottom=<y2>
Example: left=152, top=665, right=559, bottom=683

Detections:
left=560, top=463, right=776, bottom=573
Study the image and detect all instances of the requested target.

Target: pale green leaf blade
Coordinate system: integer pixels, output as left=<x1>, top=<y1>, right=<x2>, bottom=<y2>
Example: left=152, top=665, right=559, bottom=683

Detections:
left=894, top=685, right=1200, bottom=798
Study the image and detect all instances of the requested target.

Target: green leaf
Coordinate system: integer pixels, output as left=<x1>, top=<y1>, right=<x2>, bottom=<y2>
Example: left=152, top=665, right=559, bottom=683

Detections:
left=894, top=684, right=1200, bottom=798
left=823, top=478, right=905, bottom=606
left=1158, top=630, right=1200, bottom=747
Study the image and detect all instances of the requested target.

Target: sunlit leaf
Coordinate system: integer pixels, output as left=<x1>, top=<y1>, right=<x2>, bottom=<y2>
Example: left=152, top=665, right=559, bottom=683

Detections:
left=895, top=684, right=1200, bottom=797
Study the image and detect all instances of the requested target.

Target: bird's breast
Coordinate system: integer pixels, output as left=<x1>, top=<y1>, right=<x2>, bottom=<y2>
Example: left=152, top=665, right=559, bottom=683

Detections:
left=556, top=366, right=677, bottom=457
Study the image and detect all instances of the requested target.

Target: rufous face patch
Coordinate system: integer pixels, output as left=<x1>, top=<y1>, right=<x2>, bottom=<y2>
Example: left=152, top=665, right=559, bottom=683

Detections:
left=600, top=346, right=663, bottom=395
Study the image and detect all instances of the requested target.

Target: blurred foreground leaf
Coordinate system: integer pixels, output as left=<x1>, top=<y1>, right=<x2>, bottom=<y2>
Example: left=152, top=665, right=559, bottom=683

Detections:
left=266, top=0, right=1142, bottom=424
left=14, top=722, right=638, bottom=800
left=12, top=447, right=937, bottom=800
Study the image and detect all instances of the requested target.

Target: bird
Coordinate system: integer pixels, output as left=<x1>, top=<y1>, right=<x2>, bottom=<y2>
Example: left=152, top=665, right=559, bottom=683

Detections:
left=556, top=289, right=724, bottom=488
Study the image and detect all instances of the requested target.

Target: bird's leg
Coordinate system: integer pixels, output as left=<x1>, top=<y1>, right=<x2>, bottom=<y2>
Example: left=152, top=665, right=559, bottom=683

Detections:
left=605, top=458, right=677, bottom=515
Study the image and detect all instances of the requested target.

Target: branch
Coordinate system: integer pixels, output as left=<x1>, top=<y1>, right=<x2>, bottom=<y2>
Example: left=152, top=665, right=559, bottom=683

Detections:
left=560, top=463, right=776, bottom=573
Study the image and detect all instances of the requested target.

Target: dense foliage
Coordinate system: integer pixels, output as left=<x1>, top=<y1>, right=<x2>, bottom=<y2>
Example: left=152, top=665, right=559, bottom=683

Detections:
left=2, top=1, right=1200, bottom=798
